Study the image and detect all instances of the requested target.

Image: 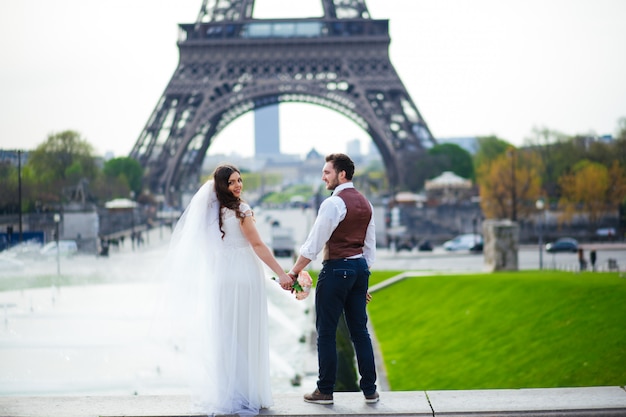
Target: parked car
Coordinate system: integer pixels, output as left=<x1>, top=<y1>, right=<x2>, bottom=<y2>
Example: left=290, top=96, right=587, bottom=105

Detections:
left=40, top=240, right=78, bottom=257
left=545, top=237, right=578, bottom=253
left=418, top=240, right=433, bottom=252
left=394, top=235, right=416, bottom=252
left=443, top=234, right=483, bottom=251
left=469, top=241, right=484, bottom=253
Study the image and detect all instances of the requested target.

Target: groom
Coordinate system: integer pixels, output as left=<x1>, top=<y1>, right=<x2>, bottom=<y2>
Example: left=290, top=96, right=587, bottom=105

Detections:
left=287, top=153, right=379, bottom=405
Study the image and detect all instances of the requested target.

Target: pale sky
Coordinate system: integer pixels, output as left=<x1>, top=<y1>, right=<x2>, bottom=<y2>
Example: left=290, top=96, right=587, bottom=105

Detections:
left=1, top=0, right=625, bottom=159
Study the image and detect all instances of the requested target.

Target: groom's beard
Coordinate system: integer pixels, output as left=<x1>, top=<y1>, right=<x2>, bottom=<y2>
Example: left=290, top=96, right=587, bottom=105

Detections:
left=326, top=178, right=339, bottom=191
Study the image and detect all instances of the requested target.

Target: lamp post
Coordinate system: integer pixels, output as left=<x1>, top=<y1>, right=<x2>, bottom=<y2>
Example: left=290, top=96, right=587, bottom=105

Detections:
left=508, top=148, right=517, bottom=222
left=535, top=198, right=545, bottom=270
left=53, top=213, right=61, bottom=276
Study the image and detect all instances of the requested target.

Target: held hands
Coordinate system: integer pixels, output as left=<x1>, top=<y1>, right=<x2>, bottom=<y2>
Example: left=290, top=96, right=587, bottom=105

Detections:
left=282, top=271, right=372, bottom=303
left=278, top=271, right=294, bottom=291
left=279, top=269, right=372, bottom=303
left=282, top=270, right=298, bottom=292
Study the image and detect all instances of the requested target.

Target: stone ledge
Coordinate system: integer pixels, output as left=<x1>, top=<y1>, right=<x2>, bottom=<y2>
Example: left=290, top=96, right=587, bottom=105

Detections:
left=1, top=387, right=625, bottom=417
left=427, top=386, right=626, bottom=416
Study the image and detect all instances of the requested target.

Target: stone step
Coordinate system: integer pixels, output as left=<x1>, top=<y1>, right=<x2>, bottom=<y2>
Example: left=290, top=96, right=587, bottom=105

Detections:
left=1, top=387, right=626, bottom=417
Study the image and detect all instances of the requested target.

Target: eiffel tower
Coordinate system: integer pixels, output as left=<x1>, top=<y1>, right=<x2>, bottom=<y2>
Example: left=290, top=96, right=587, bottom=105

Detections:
left=130, top=0, right=436, bottom=202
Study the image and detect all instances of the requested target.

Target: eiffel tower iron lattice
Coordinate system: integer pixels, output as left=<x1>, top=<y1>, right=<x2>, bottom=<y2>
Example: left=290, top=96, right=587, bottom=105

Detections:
left=130, top=0, right=437, bottom=202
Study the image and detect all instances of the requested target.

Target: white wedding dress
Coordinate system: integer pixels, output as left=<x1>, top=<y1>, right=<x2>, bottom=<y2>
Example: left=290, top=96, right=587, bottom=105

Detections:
left=159, top=181, right=273, bottom=416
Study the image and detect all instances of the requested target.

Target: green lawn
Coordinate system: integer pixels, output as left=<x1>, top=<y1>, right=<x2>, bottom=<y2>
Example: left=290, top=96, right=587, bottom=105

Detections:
left=366, top=271, right=626, bottom=390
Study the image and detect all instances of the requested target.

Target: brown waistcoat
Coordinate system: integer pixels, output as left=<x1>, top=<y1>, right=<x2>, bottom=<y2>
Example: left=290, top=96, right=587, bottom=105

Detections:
left=323, top=188, right=372, bottom=260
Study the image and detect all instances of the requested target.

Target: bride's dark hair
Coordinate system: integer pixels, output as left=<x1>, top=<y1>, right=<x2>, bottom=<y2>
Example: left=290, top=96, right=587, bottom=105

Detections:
left=213, top=164, right=245, bottom=238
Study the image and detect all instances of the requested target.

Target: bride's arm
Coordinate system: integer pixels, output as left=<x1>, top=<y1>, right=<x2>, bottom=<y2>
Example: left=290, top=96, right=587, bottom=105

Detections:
left=240, top=213, right=293, bottom=288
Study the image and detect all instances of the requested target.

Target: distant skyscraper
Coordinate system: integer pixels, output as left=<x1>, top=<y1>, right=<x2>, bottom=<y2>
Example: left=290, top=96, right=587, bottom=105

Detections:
left=346, top=138, right=361, bottom=157
left=254, top=105, right=280, bottom=157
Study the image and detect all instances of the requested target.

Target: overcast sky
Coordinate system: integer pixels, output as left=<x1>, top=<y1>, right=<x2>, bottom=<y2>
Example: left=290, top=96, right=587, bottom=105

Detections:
left=1, top=0, right=625, bottom=158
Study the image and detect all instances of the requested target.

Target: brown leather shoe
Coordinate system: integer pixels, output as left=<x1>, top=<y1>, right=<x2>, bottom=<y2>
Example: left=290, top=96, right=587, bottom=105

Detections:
left=304, top=388, right=333, bottom=404
left=364, top=391, right=380, bottom=403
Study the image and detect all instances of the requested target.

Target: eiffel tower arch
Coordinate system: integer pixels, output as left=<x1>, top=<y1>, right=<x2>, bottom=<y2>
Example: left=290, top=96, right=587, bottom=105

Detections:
left=130, top=0, right=437, bottom=203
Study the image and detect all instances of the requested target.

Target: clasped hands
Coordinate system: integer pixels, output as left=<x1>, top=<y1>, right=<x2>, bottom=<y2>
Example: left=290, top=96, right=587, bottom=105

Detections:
left=278, top=270, right=372, bottom=304
left=277, top=271, right=296, bottom=291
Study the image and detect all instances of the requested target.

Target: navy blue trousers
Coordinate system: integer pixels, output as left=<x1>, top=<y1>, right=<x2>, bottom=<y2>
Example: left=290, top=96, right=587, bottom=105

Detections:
left=314, top=257, right=377, bottom=395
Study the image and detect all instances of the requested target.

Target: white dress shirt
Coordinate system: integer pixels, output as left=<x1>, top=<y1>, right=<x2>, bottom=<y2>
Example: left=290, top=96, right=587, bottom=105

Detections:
left=299, top=182, right=376, bottom=268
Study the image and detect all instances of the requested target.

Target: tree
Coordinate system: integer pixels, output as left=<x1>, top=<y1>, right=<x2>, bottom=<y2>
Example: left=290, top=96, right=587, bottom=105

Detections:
left=90, top=175, right=132, bottom=203
left=27, top=130, right=97, bottom=184
left=0, top=162, right=17, bottom=214
left=473, top=136, right=511, bottom=168
left=103, top=157, right=143, bottom=195
left=408, top=155, right=441, bottom=191
left=558, top=160, right=626, bottom=226
left=477, top=147, right=543, bottom=220
left=608, top=160, right=626, bottom=207
left=586, top=138, right=614, bottom=166
left=428, top=143, right=474, bottom=180
left=524, top=128, right=600, bottom=200
left=0, top=156, right=52, bottom=214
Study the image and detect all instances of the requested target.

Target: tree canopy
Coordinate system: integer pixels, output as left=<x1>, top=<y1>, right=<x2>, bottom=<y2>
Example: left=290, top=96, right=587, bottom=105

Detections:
left=473, top=136, right=511, bottom=168
left=558, top=160, right=626, bottom=226
left=428, top=143, right=474, bottom=180
left=477, top=147, right=543, bottom=221
left=27, top=130, right=97, bottom=184
left=103, top=157, right=143, bottom=195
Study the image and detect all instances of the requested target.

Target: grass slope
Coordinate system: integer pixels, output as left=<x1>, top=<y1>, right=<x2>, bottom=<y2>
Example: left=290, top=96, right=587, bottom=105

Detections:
left=367, top=271, right=626, bottom=390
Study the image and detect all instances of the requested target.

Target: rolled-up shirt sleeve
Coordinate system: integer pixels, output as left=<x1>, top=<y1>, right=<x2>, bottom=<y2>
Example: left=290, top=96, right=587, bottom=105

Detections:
left=299, top=197, right=345, bottom=261
left=364, top=203, right=376, bottom=268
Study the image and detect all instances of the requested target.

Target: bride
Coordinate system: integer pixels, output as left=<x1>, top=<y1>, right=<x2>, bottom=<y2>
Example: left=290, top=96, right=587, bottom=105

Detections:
left=161, top=164, right=293, bottom=415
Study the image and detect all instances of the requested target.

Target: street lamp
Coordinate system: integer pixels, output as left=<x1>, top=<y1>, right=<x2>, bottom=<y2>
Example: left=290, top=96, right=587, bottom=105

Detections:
left=535, top=198, right=545, bottom=270
left=508, top=148, right=517, bottom=222
left=53, top=213, right=61, bottom=276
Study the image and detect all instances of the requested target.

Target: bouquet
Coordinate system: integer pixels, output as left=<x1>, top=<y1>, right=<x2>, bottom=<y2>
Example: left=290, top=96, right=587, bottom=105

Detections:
left=292, top=271, right=312, bottom=300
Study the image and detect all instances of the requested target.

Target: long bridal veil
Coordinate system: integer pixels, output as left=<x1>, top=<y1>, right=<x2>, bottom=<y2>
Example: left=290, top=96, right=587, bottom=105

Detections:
left=151, top=180, right=225, bottom=407
left=155, top=180, right=219, bottom=332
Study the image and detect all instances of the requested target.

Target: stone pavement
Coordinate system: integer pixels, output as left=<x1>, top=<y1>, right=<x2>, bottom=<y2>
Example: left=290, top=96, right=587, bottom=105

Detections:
left=2, top=387, right=626, bottom=416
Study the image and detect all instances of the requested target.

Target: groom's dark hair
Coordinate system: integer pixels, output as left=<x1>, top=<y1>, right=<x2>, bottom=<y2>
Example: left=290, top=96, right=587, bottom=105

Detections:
left=326, top=153, right=355, bottom=180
